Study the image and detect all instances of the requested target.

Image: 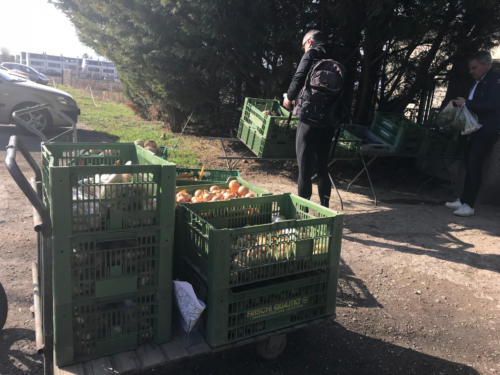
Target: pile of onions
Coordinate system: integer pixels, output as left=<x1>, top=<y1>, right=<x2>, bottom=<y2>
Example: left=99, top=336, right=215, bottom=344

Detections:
left=175, top=180, right=256, bottom=204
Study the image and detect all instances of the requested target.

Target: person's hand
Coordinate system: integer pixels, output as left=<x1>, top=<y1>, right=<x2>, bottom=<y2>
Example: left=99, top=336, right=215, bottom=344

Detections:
left=283, top=98, right=292, bottom=110
left=453, top=97, right=466, bottom=107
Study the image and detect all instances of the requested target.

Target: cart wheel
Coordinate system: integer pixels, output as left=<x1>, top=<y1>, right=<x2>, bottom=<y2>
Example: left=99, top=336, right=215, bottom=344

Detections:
left=256, top=334, right=287, bottom=360
left=0, top=282, right=7, bottom=330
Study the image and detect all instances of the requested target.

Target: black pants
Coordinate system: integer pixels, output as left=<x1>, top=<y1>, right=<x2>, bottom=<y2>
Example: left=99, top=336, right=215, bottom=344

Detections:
left=461, top=128, right=499, bottom=207
left=296, top=121, right=335, bottom=206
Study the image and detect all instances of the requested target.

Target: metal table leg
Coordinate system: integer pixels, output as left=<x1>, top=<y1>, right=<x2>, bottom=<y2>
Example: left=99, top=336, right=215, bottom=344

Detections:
left=346, top=153, right=378, bottom=205
left=328, top=172, right=343, bottom=210
left=219, top=138, right=232, bottom=169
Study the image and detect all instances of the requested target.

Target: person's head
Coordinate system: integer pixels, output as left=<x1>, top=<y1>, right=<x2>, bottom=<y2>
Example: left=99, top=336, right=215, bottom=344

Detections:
left=301, top=29, right=323, bottom=52
left=468, top=51, right=492, bottom=80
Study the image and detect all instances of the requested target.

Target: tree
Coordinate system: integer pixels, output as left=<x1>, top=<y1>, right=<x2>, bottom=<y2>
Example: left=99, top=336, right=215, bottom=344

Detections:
left=55, top=0, right=500, bottom=132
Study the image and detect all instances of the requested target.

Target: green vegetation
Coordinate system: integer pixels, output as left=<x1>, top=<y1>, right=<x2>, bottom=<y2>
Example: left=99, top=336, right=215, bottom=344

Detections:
left=60, top=85, right=201, bottom=167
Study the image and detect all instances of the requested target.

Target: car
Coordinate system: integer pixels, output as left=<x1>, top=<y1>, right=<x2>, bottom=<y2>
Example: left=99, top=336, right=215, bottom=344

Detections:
left=1, top=62, right=50, bottom=85
left=0, top=65, right=26, bottom=79
left=0, top=69, right=80, bottom=132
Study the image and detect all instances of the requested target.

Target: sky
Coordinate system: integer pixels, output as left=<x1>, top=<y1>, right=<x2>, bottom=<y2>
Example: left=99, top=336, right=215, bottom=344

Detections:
left=0, top=0, right=99, bottom=59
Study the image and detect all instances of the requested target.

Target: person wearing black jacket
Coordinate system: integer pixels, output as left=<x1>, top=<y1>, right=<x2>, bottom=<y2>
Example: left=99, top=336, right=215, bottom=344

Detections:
left=283, top=30, right=340, bottom=207
left=445, top=51, right=500, bottom=216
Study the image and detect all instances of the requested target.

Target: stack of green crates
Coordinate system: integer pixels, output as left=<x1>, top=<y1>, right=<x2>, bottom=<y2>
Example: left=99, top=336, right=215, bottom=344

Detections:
left=370, top=112, right=426, bottom=154
left=41, top=143, right=176, bottom=366
left=175, top=193, right=343, bottom=347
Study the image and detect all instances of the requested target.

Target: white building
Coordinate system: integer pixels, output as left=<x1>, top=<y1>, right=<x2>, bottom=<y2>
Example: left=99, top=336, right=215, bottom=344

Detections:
left=81, top=58, right=118, bottom=81
left=20, top=52, right=118, bottom=81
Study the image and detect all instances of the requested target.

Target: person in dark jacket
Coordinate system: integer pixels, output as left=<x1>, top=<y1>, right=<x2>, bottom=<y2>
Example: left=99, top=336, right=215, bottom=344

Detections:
left=445, top=50, right=500, bottom=216
left=283, top=29, right=341, bottom=207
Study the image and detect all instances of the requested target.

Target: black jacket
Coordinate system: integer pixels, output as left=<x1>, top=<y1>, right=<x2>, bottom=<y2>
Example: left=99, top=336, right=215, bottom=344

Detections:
left=466, top=69, right=500, bottom=132
left=286, top=44, right=327, bottom=101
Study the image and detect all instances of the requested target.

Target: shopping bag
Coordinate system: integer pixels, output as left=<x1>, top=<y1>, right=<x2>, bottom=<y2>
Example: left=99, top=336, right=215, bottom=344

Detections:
left=459, top=106, right=482, bottom=135
left=173, top=280, right=206, bottom=333
left=436, top=101, right=461, bottom=129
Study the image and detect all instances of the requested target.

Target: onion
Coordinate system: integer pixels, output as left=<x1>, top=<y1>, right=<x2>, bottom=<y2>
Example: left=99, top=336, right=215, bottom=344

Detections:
left=229, top=180, right=240, bottom=193
left=237, top=185, right=249, bottom=197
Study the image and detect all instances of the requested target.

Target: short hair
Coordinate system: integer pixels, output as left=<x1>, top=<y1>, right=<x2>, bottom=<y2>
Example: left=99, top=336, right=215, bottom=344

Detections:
left=302, top=29, right=324, bottom=45
left=469, top=51, right=492, bottom=65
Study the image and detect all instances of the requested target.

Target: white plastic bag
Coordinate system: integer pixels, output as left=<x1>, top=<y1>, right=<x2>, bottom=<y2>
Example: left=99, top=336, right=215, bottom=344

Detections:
left=436, top=101, right=482, bottom=135
left=173, top=280, right=206, bottom=333
left=459, top=106, right=482, bottom=135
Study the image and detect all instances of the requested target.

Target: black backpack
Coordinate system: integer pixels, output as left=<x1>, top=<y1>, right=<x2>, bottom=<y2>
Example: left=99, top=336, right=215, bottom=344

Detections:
left=294, top=59, right=345, bottom=127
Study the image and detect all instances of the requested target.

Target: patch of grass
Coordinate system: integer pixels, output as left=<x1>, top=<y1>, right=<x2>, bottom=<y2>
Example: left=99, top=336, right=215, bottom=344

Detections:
left=60, top=85, right=203, bottom=167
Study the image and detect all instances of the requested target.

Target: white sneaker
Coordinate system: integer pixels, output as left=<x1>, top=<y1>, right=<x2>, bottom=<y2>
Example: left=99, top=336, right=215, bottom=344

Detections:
left=453, top=203, right=475, bottom=217
left=445, top=199, right=462, bottom=209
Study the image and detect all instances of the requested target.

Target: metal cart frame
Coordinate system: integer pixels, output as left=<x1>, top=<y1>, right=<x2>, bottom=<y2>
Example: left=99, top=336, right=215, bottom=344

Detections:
left=12, top=103, right=78, bottom=143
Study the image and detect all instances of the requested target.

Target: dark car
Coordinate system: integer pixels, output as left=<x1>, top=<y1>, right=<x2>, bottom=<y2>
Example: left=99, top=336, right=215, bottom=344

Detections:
left=0, top=62, right=50, bottom=85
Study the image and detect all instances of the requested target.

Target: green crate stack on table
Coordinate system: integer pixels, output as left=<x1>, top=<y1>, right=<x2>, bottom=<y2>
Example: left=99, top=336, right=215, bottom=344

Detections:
left=370, top=112, right=426, bottom=154
left=175, top=193, right=343, bottom=348
left=41, top=143, right=176, bottom=366
left=237, top=97, right=361, bottom=159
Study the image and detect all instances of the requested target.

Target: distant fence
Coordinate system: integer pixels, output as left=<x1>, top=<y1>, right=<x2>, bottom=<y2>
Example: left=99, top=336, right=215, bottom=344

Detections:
left=49, top=70, right=126, bottom=103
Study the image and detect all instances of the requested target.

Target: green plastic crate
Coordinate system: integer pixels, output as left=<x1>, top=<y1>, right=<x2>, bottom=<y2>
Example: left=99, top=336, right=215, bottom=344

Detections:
left=370, top=112, right=426, bottom=154
left=42, top=143, right=175, bottom=233
left=175, top=176, right=271, bottom=198
left=237, top=98, right=297, bottom=158
left=55, top=291, right=164, bottom=366
left=176, top=167, right=241, bottom=186
left=175, top=193, right=343, bottom=288
left=70, top=230, right=166, bottom=300
left=54, top=231, right=172, bottom=366
left=178, top=258, right=336, bottom=348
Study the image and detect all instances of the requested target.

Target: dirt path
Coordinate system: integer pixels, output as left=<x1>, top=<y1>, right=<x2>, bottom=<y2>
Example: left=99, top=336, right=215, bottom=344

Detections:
left=0, top=126, right=498, bottom=375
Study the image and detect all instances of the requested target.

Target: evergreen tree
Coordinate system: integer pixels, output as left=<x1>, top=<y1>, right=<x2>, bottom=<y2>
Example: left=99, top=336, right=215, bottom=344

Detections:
left=55, top=0, right=500, bottom=131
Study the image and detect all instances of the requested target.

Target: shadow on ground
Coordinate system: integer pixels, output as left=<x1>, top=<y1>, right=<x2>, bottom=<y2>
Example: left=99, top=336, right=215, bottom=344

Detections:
left=0, top=328, right=42, bottom=375
left=145, top=321, right=477, bottom=375
left=337, top=258, right=382, bottom=308
left=343, top=204, right=500, bottom=274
